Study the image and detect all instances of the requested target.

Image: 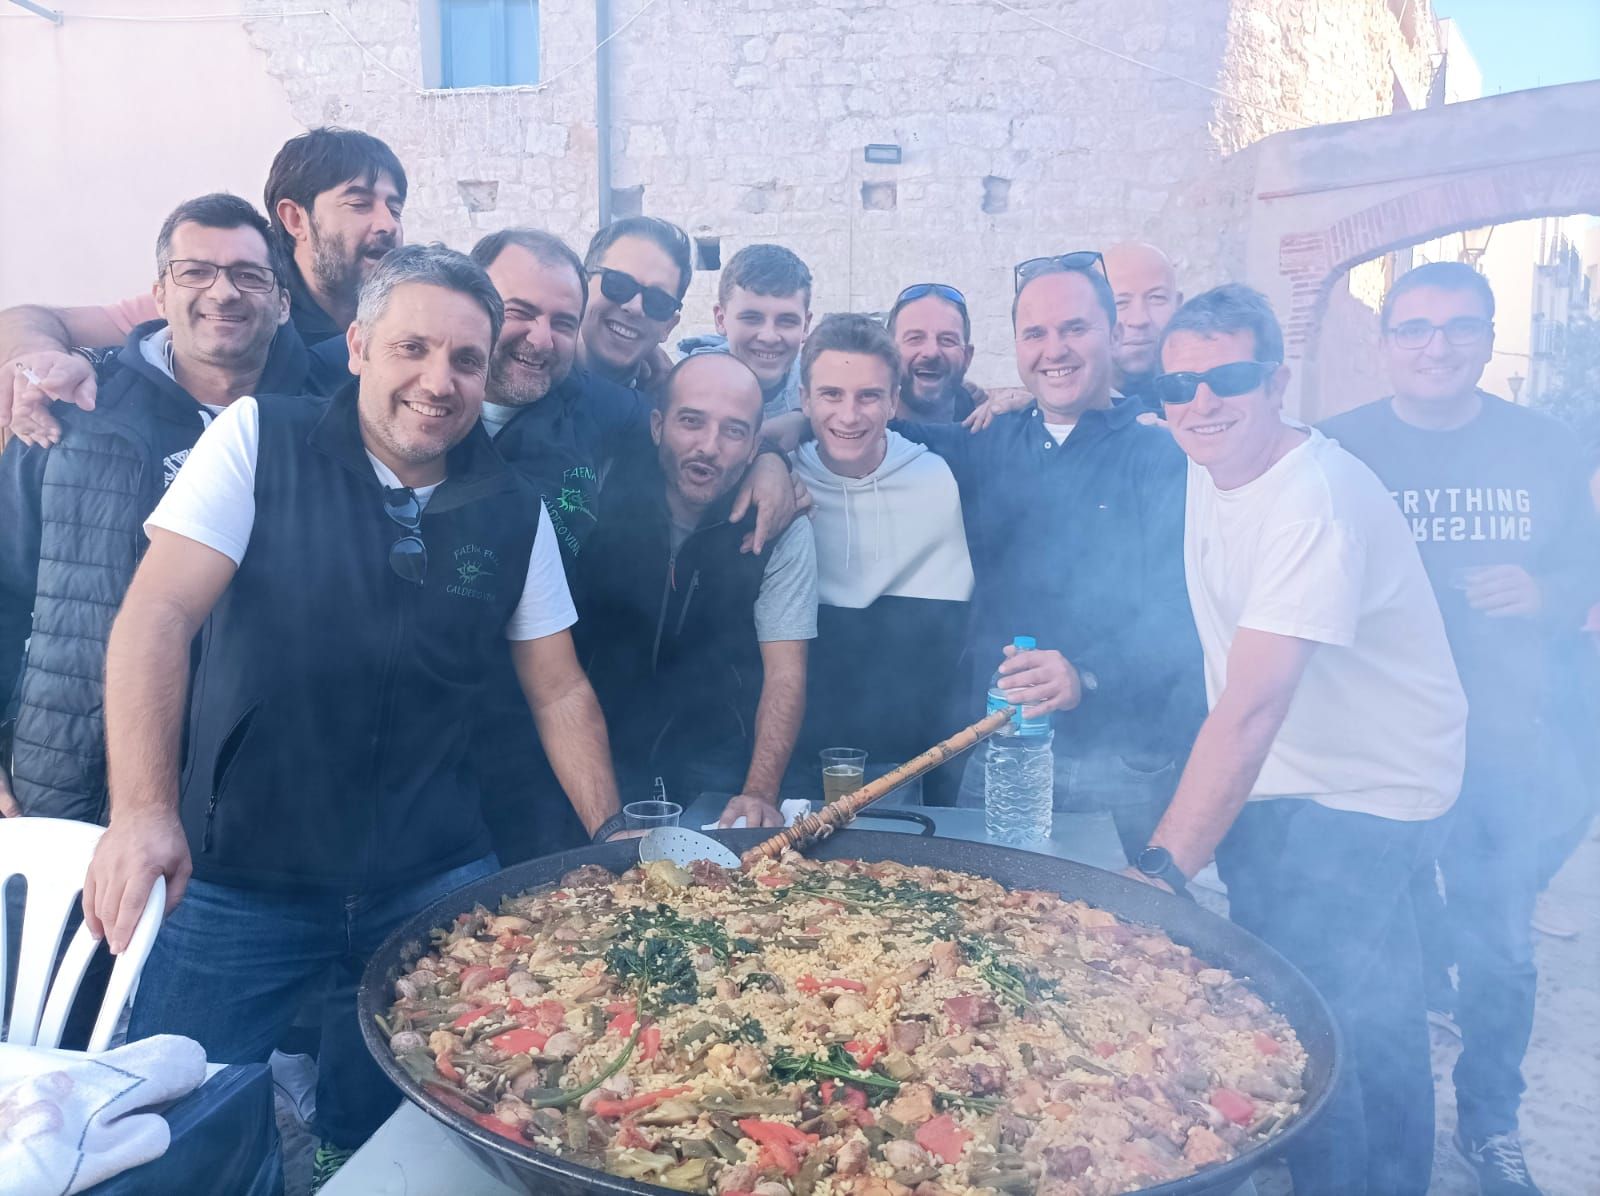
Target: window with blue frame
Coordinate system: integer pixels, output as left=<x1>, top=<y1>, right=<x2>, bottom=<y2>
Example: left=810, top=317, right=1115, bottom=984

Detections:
left=438, top=0, right=540, bottom=88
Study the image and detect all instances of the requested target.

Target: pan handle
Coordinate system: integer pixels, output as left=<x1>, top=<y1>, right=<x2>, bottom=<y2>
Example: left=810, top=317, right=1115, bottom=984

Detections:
left=858, top=809, right=936, bottom=836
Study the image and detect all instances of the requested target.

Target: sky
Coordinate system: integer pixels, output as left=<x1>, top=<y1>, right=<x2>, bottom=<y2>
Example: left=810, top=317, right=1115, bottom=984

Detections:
left=1434, top=0, right=1600, bottom=94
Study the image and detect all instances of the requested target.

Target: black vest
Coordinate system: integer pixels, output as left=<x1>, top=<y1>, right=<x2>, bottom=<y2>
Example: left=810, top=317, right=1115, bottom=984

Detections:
left=574, top=441, right=768, bottom=796
left=10, top=322, right=309, bottom=820
left=179, top=387, right=539, bottom=891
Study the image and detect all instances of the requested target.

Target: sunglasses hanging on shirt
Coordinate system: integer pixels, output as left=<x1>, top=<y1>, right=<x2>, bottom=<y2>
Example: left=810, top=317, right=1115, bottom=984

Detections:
left=1151, top=360, right=1281, bottom=406
left=382, top=486, right=427, bottom=586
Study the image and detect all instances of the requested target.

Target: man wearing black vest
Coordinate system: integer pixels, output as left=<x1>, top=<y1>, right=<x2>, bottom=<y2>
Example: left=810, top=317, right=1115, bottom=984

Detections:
left=1, top=192, right=309, bottom=823
left=577, top=353, right=817, bottom=828
left=80, top=245, right=623, bottom=1175
left=0, top=193, right=309, bottom=1046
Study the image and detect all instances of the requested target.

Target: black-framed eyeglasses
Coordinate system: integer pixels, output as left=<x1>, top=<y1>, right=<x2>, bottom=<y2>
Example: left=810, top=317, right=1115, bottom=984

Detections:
left=382, top=486, right=427, bottom=585
left=1385, top=316, right=1492, bottom=350
left=1152, top=361, right=1281, bottom=406
left=590, top=267, right=682, bottom=321
left=1013, top=251, right=1106, bottom=293
left=166, top=260, right=278, bottom=294
left=894, top=282, right=968, bottom=312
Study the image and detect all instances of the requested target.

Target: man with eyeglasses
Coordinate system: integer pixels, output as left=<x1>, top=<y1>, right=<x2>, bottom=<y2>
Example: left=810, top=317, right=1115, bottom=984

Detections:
left=1, top=127, right=407, bottom=447
left=886, top=282, right=981, bottom=425
left=577, top=216, right=693, bottom=391
left=0, top=193, right=313, bottom=1052
left=895, top=253, right=1202, bottom=854
left=1138, top=283, right=1466, bottom=1196
left=1320, top=262, right=1599, bottom=1196
left=79, top=245, right=623, bottom=1177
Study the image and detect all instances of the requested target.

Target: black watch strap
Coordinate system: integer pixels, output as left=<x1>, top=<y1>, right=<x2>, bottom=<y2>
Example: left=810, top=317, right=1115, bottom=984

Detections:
left=590, top=813, right=628, bottom=844
left=1136, top=846, right=1191, bottom=899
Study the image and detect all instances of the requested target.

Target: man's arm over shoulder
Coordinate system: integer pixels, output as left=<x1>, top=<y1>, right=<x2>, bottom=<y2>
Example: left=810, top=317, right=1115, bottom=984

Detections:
left=1, top=305, right=103, bottom=441
left=891, top=417, right=980, bottom=492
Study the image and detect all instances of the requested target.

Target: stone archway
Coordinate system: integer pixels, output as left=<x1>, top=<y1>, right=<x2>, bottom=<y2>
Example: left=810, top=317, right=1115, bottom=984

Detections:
left=1242, top=80, right=1600, bottom=418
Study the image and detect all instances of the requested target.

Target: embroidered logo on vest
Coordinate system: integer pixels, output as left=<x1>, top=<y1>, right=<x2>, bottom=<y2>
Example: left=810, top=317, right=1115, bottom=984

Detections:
left=161, top=449, right=190, bottom=488
left=447, top=544, right=499, bottom=601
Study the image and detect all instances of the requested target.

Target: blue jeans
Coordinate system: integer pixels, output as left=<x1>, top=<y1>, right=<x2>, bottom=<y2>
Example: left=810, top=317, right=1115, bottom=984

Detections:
left=1216, top=800, right=1442, bottom=1196
left=127, top=855, right=498, bottom=1149
left=1426, top=733, right=1581, bottom=1141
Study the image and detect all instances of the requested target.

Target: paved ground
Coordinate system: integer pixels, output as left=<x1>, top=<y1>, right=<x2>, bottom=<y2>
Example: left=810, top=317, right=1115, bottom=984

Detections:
left=277, top=827, right=1600, bottom=1196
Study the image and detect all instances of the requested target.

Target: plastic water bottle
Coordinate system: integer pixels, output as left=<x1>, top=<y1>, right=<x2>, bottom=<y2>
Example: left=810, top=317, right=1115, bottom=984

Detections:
left=984, top=636, right=1054, bottom=845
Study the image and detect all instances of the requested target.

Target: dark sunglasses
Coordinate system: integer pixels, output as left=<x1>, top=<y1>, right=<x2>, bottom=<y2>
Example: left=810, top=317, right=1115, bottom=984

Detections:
left=382, top=486, right=427, bottom=586
left=894, top=282, right=967, bottom=311
left=1013, top=251, right=1106, bottom=293
left=590, top=267, right=682, bottom=321
left=1152, top=360, right=1281, bottom=406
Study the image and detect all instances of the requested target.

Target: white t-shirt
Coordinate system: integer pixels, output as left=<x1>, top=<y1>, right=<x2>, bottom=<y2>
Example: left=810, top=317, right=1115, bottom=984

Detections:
left=1184, top=427, right=1466, bottom=821
left=144, top=396, right=577, bottom=642
left=1043, top=421, right=1076, bottom=444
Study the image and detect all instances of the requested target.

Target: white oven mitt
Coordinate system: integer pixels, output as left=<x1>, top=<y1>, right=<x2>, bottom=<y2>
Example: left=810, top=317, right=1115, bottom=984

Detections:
left=703, top=798, right=813, bottom=830
left=0, top=1034, right=207, bottom=1195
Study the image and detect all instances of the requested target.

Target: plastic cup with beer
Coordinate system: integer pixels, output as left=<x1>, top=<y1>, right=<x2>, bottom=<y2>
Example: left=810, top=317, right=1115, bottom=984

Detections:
left=820, top=748, right=867, bottom=805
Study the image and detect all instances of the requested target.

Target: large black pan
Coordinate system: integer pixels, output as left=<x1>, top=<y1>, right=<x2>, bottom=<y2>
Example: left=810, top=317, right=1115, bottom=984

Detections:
left=359, top=830, right=1341, bottom=1196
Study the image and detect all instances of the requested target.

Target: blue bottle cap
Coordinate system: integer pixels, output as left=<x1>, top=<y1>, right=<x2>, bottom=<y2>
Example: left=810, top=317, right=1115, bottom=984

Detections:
left=1013, top=635, right=1036, bottom=651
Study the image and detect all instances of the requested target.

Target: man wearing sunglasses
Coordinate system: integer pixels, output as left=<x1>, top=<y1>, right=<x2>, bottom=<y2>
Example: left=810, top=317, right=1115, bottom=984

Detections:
left=1141, top=284, right=1466, bottom=1196
left=80, top=245, right=624, bottom=1171
left=577, top=216, right=693, bottom=390
left=896, top=254, right=1203, bottom=859
left=886, top=282, right=980, bottom=425
left=1320, top=262, right=1599, bottom=1196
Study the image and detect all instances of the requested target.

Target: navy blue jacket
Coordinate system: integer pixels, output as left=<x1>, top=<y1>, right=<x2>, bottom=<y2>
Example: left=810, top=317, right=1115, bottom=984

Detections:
left=896, top=400, right=1204, bottom=766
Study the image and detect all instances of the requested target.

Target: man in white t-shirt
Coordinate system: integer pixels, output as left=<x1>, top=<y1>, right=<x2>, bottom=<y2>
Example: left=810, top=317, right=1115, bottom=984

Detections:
left=79, top=245, right=626, bottom=1173
left=1133, top=284, right=1466, bottom=1196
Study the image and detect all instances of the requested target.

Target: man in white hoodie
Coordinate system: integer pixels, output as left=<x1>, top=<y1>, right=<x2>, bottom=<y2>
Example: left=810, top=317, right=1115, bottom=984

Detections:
left=794, top=314, right=974, bottom=799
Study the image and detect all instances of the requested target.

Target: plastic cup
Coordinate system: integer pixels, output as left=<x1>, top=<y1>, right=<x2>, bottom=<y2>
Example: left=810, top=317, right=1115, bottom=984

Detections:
left=623, top=800, right=682, bottom=830
left=820, top=748, right=867, bottom=805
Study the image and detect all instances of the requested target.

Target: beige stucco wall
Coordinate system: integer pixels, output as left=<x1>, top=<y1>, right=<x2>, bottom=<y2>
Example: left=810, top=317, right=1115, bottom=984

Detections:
left=7, top=0, right=1443, bottom=391
left=0, top=2, right=301, bottom=308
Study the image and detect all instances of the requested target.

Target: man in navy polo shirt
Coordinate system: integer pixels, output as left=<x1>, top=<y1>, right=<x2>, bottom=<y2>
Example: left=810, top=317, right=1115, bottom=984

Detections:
left=81, top=245, right=624, bottom=1178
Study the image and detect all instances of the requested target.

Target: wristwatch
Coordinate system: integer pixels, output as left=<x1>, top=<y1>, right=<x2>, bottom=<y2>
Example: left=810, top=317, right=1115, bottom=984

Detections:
left=590, top=812, right=628, bottom=844
left=1135, top=845, right=1190, bottom=898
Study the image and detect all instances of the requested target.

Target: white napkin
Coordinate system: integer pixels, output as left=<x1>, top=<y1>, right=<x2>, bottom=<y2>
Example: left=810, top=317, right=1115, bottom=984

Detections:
left=704, top=798, right=813, bottom=830
left=0, top=1034, right=207, bottom=1195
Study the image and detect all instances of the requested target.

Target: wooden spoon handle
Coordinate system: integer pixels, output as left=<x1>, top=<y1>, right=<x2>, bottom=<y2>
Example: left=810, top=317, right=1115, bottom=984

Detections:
left=738, top=706, right=1016, bottom=870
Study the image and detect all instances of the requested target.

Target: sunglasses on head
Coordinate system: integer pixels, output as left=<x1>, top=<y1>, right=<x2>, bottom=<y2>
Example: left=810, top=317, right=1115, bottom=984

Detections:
left=1152, top=360, right=1281, bottom=406
left=1013, top=251, right=1106, bottom=293
left=590, top=267, right=682, bottom=321
left=382, top=486, right=427, bottom=586
left=894, top=282, right=967, bottom=311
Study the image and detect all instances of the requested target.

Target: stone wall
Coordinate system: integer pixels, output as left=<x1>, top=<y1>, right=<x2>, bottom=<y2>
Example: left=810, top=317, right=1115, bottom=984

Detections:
left=238, top=0, right=1442, bottom=387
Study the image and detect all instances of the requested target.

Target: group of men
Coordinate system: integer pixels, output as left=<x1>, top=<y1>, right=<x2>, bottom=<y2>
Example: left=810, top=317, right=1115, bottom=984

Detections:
left=1, top=126, right=1595, bottom=1196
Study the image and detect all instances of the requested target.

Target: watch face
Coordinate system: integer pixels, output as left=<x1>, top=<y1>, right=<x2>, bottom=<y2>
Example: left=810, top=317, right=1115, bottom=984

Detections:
left=1137, top=846, right=1171, bottom=875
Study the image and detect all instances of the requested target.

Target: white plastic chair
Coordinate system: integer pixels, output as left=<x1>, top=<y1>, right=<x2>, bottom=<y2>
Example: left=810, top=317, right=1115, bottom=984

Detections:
left=1, top=817, right=165, bottom=1052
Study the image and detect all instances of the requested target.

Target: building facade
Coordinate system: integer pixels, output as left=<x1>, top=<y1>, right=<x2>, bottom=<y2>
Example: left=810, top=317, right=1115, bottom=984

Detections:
left=4, top=0, right=1448, bottom=388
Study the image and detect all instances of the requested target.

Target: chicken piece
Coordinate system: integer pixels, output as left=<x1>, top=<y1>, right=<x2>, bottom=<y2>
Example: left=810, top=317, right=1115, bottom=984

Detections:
left=889, top=1020, right=926, bottom=1053
left=1184, top=1124, right=1231, bottom=1167
left=930, top=940, right=960, bottom=979
left=715, top=1164, right=758, bottom=1194
left=541, top=1031, right=582, bottom=1059
left=1044, top=1145, right=1092, bottom=1178
left=883, top=1083, right=936, bottom=1126
left=558, top=864, right=615, bottom=888
left=505, top=971, right=543, bottom=999
left=832, top=993, right=869, bottom=1017
left=835, top=1137, right=871, bottom=1177
left=883, top=1140, right=932, bottom=1171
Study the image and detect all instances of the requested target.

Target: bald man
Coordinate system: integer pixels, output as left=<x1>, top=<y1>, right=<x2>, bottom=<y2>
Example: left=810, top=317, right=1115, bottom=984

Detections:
left=1105, top=242, right=1183, bottom=409
left=573, top=353, right=818, bottom=829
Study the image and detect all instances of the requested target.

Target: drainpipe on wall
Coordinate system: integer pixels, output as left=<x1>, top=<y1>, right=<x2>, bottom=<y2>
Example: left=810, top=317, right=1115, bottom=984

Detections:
left=596, top=0, right=613, bottom=228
